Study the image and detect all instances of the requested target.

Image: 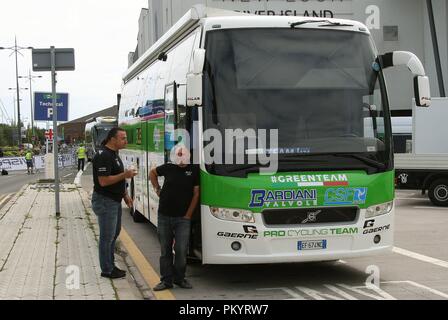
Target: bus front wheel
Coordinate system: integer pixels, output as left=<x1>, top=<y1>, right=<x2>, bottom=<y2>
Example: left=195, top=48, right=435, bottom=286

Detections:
left=429, top=179, right=448, bottom=207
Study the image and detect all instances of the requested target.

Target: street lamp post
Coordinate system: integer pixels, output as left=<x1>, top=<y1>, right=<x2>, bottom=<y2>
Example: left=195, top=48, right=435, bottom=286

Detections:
left=12, top=96, right=22, bottom=126
left=19, top=71, right=42, bottom=142
left=0, top=37, right=33, bottom=147
left=9, top=87, right=28, bottom=145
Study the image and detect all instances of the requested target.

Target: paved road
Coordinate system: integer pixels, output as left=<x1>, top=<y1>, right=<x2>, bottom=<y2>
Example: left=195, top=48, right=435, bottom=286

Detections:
left=81, top=165, right=448, bottom=300
left=0, top=167, right=79, bottom=209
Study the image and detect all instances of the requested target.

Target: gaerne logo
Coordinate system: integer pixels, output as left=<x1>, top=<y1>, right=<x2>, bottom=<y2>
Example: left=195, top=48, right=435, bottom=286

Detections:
left=364, top=220, right=375, bottom=228
left=243, top=226, right=259, bottom=234
left=217, top=231, right=258, bottom=240
left=363, top=224, right=391, bottom=235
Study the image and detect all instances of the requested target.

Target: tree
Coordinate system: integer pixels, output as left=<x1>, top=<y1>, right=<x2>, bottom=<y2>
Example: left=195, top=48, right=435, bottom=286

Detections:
left=0, top=124, right=13, bottom=146
left=0, top=125, right=6, bottom=146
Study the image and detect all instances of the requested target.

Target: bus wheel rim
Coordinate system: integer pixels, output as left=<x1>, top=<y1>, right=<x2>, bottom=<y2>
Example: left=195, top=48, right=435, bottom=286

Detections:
left=434, top=185, right=448, bottom=202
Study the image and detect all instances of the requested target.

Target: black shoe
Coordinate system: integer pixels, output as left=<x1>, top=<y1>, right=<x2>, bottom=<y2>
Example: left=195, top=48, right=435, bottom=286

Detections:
left=153, top=282, right=173, bottom=291
left=174, top=279, right=193, bottom=289
left=101, top=268, right=126, bottom=279
left=113, top=266, right=126, bottom=273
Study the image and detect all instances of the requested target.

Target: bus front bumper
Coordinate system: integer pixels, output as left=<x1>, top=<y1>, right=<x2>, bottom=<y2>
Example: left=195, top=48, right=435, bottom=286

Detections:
left=201, top=205, right=394, bottom=265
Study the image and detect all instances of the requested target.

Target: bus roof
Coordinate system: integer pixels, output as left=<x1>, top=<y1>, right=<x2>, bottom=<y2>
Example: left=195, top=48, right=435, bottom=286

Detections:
left=85, top=116, right=117, bottom=125
left=123, top=5, right=370, bottom=83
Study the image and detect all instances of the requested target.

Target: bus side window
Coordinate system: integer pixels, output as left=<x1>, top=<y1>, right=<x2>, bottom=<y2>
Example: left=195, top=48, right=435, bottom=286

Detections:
left=176, top=84, right=187, bottom=131
left=164, top=83, right=176, bottom=162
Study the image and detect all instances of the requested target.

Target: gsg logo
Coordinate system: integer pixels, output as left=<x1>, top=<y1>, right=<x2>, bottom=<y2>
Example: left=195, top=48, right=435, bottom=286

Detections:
left=324, top=188, right=368, bottom=205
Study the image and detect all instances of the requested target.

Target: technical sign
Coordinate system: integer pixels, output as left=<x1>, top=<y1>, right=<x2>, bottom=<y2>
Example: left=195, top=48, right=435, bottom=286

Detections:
left=34, top=92, right=69, bottom=121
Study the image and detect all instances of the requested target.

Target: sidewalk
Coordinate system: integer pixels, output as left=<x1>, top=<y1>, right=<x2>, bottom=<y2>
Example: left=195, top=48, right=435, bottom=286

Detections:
left=0, top=183, right=147, bottom=300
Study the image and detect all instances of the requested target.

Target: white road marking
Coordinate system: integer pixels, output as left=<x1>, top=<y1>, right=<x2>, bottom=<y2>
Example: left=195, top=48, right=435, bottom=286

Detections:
left=324, top=285, right=358, bottom=300
left=257, top=287, right=306, bottom=300
left=0, top=194, right=13, bottom=207
left=63, top=173, right=74, bottom=178
left=296, top=286, right=345, bottom=300
left=396, top=193, right=420, bottom=197
left=337, top=284, right=396, bottom=300
left=259, top=281, right=446, bottom=300
left=383, top=281, right=448, bottom=299
left=413, top=206, right=448, bottom=210
left=74, top=162, right=90, bottom=186
left=393, top=247, right=448, bottom=269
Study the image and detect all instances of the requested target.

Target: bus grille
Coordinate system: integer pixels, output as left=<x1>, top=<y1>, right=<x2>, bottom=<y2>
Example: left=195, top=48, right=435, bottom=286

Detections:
left=262, top=207, right=358, bottom=226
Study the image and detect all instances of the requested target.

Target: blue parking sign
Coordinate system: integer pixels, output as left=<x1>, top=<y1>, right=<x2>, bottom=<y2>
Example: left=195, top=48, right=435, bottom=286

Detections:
left=34, top=92, right=69, bottom=121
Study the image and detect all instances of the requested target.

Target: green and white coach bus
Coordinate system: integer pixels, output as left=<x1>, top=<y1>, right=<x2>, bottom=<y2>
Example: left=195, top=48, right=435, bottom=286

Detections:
left=119, top=5, right=431, bottom=264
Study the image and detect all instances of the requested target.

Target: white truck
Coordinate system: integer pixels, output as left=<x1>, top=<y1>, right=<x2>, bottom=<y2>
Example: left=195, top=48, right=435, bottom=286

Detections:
left=395, top=98, right=448, bottom=206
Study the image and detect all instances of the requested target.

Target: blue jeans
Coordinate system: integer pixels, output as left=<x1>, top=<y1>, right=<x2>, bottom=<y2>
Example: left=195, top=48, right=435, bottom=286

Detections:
left=158, top=214, right=191, bottom=284
left=91, top=192, right=122, bottom=274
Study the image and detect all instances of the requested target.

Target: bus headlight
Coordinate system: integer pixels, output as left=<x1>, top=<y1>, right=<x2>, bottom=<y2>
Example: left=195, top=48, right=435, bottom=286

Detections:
left=365, top=201, right=393, bottom=219
left=210, top=207, right=255, bottom=223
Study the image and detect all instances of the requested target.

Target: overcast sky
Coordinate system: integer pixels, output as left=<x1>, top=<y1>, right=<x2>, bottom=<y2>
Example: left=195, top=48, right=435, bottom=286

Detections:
left=0, top=0, right=148, bottom=128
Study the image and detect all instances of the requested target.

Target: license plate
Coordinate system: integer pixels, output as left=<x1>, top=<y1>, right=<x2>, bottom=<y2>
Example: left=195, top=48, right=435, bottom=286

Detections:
left=298, top=240, right=327, bottom=251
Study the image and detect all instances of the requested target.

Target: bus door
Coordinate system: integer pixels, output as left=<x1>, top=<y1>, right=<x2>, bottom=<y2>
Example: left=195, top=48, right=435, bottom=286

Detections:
left=166, top=81, right=199, bottom=255
left=164, top=83, right=177, bottom=161
left=133, top=113, right=148, bottom=220
left=164, top=82, right=190, bottom=157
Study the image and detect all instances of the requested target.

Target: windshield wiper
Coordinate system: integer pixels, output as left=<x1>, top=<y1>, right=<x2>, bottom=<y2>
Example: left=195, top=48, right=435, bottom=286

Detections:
left=290, top=20, right=327, bottom=28
left=280, top=153, right=386, bottom=170
left=319, top=22, right=354, bottom=27
left=335, top=154, right=386, bottom=170
left=277, top=156, right=328, bottom=164
left=225, top=164, right=261, bottom=174
left=225, top=158, right=326, bottom=174
left=290, top=20, right=353, bottom=28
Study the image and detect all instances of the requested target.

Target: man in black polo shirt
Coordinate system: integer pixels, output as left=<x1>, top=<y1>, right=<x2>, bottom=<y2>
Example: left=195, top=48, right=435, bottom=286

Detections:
left=92, top=127, right=137, bottom=279
left=149, top=145, right=200, bottom=291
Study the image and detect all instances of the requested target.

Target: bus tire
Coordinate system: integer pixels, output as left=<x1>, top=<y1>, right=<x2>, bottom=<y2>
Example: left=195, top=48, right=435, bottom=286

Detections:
left=132, top=208, right=146, bottom=223
left=428, top=179, right=448, bottom=207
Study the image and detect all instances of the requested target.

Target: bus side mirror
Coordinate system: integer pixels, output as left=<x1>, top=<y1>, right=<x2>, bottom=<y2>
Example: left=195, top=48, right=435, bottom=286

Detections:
left=187, top=73, right=202, bottom=107
left=192, top=49, right=205, bottom=74
left=414, top=76, right=431, bottom=107
left=380, top=51, right=431, bottom=108
left=187, top=49, right=205, bottom=107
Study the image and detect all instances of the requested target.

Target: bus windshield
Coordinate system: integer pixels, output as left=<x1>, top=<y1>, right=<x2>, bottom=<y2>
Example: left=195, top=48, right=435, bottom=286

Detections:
left=203, top=28, right=392, bottom=177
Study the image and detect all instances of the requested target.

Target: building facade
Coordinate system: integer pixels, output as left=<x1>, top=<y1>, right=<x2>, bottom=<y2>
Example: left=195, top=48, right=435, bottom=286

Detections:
left=129, top=0, right=448, bottom=114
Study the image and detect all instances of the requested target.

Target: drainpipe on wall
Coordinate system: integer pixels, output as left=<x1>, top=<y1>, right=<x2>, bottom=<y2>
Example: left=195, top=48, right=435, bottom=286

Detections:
left=427, top=0, right=446, bottom=97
